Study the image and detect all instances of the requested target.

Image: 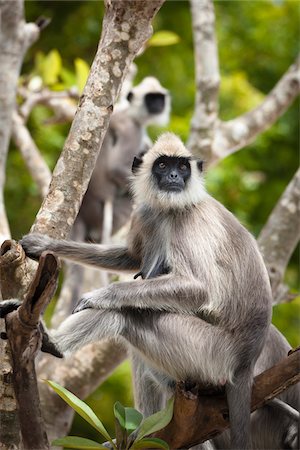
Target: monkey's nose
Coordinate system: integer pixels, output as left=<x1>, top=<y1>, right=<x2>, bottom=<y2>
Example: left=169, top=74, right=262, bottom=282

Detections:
left=169, top=171, right=178, bottom=179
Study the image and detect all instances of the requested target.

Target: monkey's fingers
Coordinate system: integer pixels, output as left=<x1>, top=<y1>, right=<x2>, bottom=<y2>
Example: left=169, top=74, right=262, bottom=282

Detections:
left=0, top=299, right=21, bottom=318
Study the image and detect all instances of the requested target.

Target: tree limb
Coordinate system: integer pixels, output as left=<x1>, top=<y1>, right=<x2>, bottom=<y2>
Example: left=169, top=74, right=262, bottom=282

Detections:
left=11, top=112, right=52, bottom=198
left=258, top=168, right=300, bottom=303
left=154, top=348, right=300, bottom=448
left=31, top=0, right=164, bottom=239
left=5, top=249, right=59, bottom=450
left=213, top=54, right=300, bottom=162
left=187, top=0, right=220, bottom=161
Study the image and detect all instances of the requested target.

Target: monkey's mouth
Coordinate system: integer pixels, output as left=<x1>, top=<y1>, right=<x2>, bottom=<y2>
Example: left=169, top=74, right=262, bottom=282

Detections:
left=161, top=183, right=184, bottom=193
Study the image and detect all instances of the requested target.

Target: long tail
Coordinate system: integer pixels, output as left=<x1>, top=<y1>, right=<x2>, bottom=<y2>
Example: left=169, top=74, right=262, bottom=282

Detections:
left=226, top=371, right=252, bottom=449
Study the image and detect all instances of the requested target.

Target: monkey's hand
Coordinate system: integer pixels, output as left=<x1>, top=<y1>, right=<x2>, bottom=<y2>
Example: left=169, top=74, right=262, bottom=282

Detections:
left=20, top=233, right=54, bottom=260
left=73, top=288, right=111, bottom=313
left=0, top=299, right=22, bottom=317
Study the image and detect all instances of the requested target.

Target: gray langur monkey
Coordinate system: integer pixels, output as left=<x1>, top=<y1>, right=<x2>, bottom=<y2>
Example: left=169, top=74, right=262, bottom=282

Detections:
left=73, top=76, right=171, bottom=244
left=19, top=133, right=272, bottom=449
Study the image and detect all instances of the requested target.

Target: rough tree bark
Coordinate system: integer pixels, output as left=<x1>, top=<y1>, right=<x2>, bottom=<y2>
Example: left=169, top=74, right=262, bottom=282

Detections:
left=4, top=245, right=59, bottom=450
left=0, top=0, right=165, bottom=445
left=258, top=168, right=300, bottom=303
left=187, top=0, right=220, bottom=162
left=0, top=2, right=41, bottom=447
left=153, top=348, right=300, bottom=448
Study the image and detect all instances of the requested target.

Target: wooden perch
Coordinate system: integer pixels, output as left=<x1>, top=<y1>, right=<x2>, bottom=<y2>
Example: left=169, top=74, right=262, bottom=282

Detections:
left=4, top=246, right=59, bottom=450
left=154, top=348, right=300, bottom=448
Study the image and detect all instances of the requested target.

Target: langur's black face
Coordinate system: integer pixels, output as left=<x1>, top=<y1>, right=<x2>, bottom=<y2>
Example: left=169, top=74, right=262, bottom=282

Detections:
left=144, top=93, right=165, bottom=114
left=152, top=156, right=191, bottom=193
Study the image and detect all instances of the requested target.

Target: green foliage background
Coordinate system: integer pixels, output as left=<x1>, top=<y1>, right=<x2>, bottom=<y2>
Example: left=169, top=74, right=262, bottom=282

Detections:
left=5, top=0, right=299, bottom=439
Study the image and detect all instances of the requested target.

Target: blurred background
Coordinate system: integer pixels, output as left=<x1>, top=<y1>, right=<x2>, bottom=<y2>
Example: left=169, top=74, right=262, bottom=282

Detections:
left=6, top=0, right=299, bottom=440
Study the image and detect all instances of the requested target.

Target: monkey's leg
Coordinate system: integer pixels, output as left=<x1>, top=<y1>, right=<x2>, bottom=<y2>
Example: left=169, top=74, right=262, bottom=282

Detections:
left=102, top=199, right=113, bottom=245
left=51, top=309, right=125, bottom=354
left=131, top=352, right=167, bottom=417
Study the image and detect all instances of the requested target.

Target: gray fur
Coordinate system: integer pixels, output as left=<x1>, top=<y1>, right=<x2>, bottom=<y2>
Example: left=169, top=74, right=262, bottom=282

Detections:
left=21, top=133, right=273, bottom=449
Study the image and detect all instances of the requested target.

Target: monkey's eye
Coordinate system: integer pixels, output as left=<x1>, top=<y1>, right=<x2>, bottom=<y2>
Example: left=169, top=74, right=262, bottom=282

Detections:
left=159, top=162, right=166, bottom=169
left=179, top=164, right=187, bottom=171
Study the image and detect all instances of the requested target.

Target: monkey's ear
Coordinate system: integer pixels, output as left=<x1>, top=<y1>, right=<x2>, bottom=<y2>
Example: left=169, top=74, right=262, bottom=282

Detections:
left=127, top=91, right=133, bottom=102
left=197, top=160, right=204, bottom=172
left=132, top=156, right=143, bottom=174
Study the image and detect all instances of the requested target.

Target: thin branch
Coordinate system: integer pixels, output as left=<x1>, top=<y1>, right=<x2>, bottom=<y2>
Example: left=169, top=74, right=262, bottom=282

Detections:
left=187, top=0, right=220, bottom=161
left=213, top=54, right=300, bottom=162
left=258, top=168, right=300, bottom=302
left=19, top=87, right=78, bottom=123
left=154, top=348, right=300, bottom=448
left=11, top=112, right=51, bottom=198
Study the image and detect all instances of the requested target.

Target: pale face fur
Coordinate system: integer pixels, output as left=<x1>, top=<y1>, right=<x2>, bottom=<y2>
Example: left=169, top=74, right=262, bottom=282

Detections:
left=127, top=77, right=171, bottom=126
left=131, top=132, right=208, bottom=210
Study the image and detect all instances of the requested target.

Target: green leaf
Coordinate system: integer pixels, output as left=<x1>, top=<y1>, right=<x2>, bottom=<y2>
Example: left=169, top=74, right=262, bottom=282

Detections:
left=46, top=380, right=113, bottom=444
left=148, top=31, right=180, bottom=47
left=43, top=49, right=62, bottom=85
left=124, top=407, right=143, bottom=432
left=114, top=402, right=126, bottom=429
left=75, top=58, right=90, bottom=93
left=114, top=402, right=143, bottom=432
left=52, top=435, right=108, bottom=449
left=135, top=398, right=174, bottom=440
left=131, top=438, right=169, bottom=449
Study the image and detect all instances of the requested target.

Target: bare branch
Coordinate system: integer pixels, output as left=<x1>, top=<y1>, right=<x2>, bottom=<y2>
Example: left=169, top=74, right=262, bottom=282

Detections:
left=187, top=0, right=220, bottom=161
left=0, top=1, right=41, bottom=242
left=19, top=87, right=78, bottom=123
left=154, top=348, right=300, bottom=448
left=5, top=250, right=59, bottom=450
left=214, top=54, right=300, bottom=161
left=258, top=168, right=300, bottom=301
left=11, top=112, right=51, bottom=198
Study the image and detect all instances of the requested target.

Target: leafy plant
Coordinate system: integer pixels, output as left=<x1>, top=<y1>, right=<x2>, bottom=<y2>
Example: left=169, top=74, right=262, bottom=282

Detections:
left=46, top=380, right=173, bottom=450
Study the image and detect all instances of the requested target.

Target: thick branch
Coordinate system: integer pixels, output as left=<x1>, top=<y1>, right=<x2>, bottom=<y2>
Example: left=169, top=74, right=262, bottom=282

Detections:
left=258, top=168, right=300, bottom=302
left=154, top=349, right=300, bottom=448
left=5, top=251, right=59, bottom=450
left=187, top=0, right=220, bottom=161
left=12, top=112, right=51, bottom=198
left=214, top=54, right=300, bottom=161
left=31, top=0, right=164, bottom=238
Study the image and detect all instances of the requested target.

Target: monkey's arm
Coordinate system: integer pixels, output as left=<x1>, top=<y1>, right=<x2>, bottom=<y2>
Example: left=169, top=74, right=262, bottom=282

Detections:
left=75, top=275, right=206, bottom=313
left=20, top=233, right=141, bottom=273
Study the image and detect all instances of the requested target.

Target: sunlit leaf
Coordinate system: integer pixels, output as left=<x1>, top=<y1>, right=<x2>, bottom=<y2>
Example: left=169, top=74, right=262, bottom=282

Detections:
left=75, top=58, right=90, bottom=93
left=148, top=31, right=180, bottom=47
left=135, top=397, right=174, bottom=440
left=131, top=437, right=169, bottom=449
left=46, top=380, right=113, bottom=444
left=43, top=49, right=62, bottom=85
left=53, top=436, right=108, bottom=449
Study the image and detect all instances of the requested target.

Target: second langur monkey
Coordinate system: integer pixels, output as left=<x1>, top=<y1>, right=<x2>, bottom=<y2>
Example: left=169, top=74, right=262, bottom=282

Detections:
left=20, top=133, right=272, bottom=449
